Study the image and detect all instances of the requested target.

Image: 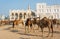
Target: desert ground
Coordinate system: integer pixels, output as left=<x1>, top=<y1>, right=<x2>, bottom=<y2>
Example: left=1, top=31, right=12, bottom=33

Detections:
left=0, top=24, right=60, bottom=39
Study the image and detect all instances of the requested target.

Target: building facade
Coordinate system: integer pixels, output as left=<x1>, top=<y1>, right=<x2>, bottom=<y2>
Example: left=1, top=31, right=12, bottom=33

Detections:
left=0, top=15, right=5, bottom=21
left=36, top=3, right=60, bottom=19
left=9, top=5, right=35, bottom=21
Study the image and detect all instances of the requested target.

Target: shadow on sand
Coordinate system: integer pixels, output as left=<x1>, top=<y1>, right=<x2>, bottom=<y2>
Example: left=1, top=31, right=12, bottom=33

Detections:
left=10, top=30, right=18, bottom=32
left=20, top=37, right=30, bottom=39
left=53, top=31, right=60, bottom=34
left=18, top=32, right=42, bottom=37
left=3, top=27, right=60, bottom=36
left=39, top=31, right=60, bottom=34
left=3, top=27, right=12, bottom=30
left=3, top=27, right=18, bottom=32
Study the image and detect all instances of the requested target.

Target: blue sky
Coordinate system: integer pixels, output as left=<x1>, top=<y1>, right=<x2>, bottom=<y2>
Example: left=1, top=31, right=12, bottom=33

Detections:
left=0, top=0, right=60, bottom=16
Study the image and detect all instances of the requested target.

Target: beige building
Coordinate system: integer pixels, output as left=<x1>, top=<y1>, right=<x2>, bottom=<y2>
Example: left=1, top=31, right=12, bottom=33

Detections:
left=9, top=5, right=36, bottom=21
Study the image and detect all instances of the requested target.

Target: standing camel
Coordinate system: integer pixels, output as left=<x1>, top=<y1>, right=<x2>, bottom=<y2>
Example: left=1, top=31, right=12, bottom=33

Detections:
left=37, top=17, right=53, bottom=37
left=25, top=18, right=33, bottom=33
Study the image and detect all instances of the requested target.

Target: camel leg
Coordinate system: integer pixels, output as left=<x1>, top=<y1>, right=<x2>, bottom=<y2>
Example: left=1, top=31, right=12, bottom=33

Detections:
left=28, top=25, right=30, bottom=33
left=32, top=24, right=35, bottom=33
left=51, top=24, right=53, bottom=37
left=30, top=26, right=33, bottom=33
left=41, top=28, right=43, bottom=37
left=25, top=25, right=30, bottom=33
left=57, top=24, right=59, bottom=28
left=12, top=23, right=15, bottom=30
left=14, top=25, right=17, bottom=30
left=25, top=26, right=26, bottom=33
left=29, top=25, right=32, bottom=33
left=13, top=25, right=16, bottom=30
left=25, top=26, right=29, bottom=33
left=12, top=23, right=14, bottom=28
left=22, top=22, right=24, bottom=26
left=16, top=25, right=19, bottom=31
left=31, top=24, right=34, bottom=33
left=12, top=25, right=14, bottom=28
left=36, top=25, right=39, bottom=30
left=47, top=26, right=50, bottom=37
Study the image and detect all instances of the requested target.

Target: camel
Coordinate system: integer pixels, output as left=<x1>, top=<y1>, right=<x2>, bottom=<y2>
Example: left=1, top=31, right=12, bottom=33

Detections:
left=37, top=17, right=53, bottom=37
left=12, top=19, right=24, bottom=28
left=24, top=17, right=53, bottom=37
left=25, top=18, right=33, bottom=33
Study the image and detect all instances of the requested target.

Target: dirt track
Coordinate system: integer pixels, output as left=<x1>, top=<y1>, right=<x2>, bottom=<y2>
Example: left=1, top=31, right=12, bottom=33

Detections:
left=0, top=25, right=60, bottom=39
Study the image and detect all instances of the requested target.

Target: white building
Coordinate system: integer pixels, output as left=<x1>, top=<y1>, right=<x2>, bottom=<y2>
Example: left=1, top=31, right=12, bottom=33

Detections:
left=36, top=3, right=60, bottom=19
left=0, top=15, right=5, bottom=21
left=9, top=5, right=36, bottom=21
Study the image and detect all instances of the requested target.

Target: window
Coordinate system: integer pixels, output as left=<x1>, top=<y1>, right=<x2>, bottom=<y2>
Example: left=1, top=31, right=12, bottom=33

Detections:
left=49, top=9, right=51, bottom=12
left=42, top=5, right=44, bottom=8
left=19, top=13, right=22, bottom=19
left=11, top=13, right=14, bottom=19
left=57, top=9, right=59, bottom=12
left=39, top=5, right=41, bottom=8
left=41, top=9, right=44, bottom=13
left=15, top=13, right=18, bottom=19
left=24, top=13, right=26, bottom=19
left=11, top=13, right=14, bottom=16
left=47, top=9, right=48, bottom=12
left=54, top=9, right=57, bottom=12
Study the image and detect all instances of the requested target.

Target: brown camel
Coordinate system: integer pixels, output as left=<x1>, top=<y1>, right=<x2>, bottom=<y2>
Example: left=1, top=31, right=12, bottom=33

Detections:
left=37, top=17, right=53, bottom=37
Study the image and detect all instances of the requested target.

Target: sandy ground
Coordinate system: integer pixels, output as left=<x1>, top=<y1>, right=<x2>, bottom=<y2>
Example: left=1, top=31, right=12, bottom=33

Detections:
left=0, top=24, right=60, bottom=39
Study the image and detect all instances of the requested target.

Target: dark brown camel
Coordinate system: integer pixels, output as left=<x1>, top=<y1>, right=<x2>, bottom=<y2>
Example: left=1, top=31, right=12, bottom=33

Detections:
left=25, top=18, right=33, bottom=33
left=37, top=17, right=53, bottom=37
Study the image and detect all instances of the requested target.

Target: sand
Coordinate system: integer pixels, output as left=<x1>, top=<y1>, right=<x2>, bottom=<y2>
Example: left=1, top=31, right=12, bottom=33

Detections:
left=0, top=24, right=60, bottom=39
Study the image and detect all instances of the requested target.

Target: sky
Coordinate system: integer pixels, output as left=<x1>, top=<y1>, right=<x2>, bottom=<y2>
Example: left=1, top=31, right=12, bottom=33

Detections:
left=0, top=0, right=60, bottom=16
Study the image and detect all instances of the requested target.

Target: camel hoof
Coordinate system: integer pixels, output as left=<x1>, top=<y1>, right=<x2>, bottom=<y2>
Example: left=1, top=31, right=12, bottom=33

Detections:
left=51, top=35, right=53, bottom=37
left=46, top=35, right=49, bottom=37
